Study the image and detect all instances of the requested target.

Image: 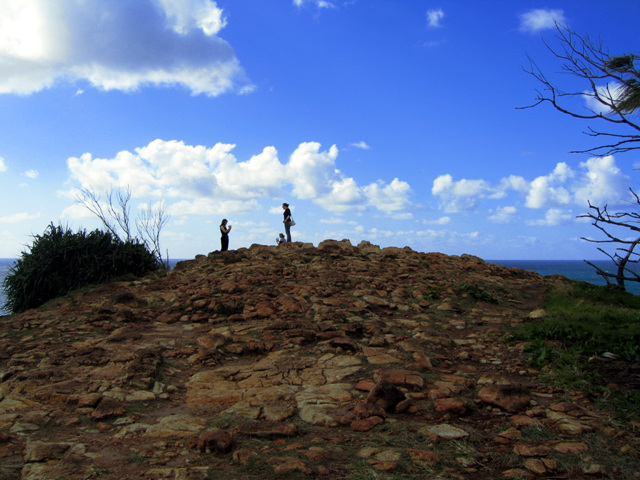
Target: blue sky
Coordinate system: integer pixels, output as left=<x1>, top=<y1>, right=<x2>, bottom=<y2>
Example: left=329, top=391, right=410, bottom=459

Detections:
left=1, top=0, right=639, bottom=260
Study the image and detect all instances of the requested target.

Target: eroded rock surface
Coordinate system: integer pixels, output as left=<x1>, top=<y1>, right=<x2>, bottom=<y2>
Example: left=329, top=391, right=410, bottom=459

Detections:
left=0, top=240, right=637, bottom=479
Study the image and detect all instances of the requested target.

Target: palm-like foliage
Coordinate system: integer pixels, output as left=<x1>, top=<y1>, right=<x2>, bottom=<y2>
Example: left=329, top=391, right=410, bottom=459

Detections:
left=607, top=55, right=640, bottom=114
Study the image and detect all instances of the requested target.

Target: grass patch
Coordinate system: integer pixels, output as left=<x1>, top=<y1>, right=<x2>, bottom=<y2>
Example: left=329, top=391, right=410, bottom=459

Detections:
left=520, top=425, right=557, bottom=443
left=510, top=281, right=640, bottom=420
left=125, top=452, right=146, bottom=464
left=514, top=281, right=640, bottom=361
left=456, top=283, right=499, bottom=304
left=422, top=288, right=440, bottom=301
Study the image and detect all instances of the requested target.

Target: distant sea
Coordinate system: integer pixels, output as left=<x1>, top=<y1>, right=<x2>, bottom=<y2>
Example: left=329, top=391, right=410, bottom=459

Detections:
left=489, top=259, right=640, bottom=295
left=0, top=257, right=637, bottom=316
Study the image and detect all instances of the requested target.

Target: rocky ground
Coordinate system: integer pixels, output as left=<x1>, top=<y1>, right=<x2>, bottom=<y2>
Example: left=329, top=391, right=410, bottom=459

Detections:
left=0, top=239, right=638, bottom=480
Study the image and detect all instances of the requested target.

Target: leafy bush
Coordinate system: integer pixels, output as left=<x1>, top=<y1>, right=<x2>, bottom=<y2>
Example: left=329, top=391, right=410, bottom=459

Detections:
left=2, top=224, right=160, bottom=314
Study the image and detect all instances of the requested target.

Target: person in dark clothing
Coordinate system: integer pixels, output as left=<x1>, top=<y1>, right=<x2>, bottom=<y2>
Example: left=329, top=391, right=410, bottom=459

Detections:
left=220, top=219, right=231, bottom=251
left=282, top=203, right=292, bottom=242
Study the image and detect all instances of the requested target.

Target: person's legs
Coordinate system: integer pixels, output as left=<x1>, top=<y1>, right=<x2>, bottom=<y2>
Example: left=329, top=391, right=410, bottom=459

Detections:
left=221, top=236, right=229, bottom=251
left=284, top=222, right=291, bottom=242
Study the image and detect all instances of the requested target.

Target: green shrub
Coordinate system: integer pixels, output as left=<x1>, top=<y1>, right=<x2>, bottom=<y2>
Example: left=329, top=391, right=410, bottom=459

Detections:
left=512, top=281, right=640, bottom=362
left=2, top=224, right=160, bottom=314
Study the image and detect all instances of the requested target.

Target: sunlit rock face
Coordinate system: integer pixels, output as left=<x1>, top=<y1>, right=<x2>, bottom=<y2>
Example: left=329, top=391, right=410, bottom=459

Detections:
left=1, top=239, right=621, bottom=479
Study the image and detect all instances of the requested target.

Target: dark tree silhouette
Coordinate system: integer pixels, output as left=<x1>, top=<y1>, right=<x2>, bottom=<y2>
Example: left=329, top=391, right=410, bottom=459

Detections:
left=522, top=24, right=640, bottom=290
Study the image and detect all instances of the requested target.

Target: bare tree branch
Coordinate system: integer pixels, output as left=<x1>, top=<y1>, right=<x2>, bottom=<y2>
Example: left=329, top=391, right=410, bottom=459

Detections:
left=76, top=186, right=170, bottom=267
left=76, top=188, right=121, bottom=241
left=137, top=200, right=170, bottom=267
left=578, top=191, right=640, bottom=291
left=520, top=23, right=640, bottom=157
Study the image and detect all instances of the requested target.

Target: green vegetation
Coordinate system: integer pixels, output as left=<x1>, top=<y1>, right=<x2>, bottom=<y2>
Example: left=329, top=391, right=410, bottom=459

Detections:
left=422, top=288, right=440, bottom=301
left=457, top=282, right=499, bottom=304
left=125, top=452, right=146, bottom=465
left=510, top=281, right=640, bottom=419
left=2, top=223, right=161, bottom=314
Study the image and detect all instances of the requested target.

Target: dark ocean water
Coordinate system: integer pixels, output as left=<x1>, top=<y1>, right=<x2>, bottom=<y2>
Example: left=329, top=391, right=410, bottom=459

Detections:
left=0, top=257, right=637, bottom=315
left=488, top=259, right=640, bottom=295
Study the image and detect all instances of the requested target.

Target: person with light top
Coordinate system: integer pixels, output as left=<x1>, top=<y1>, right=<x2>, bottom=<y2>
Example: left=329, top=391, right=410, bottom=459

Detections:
left=276, top=233, right=288, bottom=245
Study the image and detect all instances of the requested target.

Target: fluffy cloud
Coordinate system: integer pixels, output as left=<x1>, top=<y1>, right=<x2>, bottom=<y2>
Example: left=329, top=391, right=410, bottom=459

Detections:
left=489, top=206, right=517, bottom=223
left=24, top=169, right=39, bottom=179
left=289, top=143, right=340, bottom=199
left=526, top=208, right=573, bottom=227
left=433, top=156, right=630, bottom=216
left=519, top=9, right=565, bottom=33
left=497, top=175, right=529, bottom=196
left=0, top=0, right=250, bottom=95
left=426, top=9, right=445, bottom=28
left=363, top=178, right=412, bottom=214
left=65, top=139, right=412, bottom=217
left=154, top=0, right=227, bottom=35
left=0, top=157, right=6, bottom=172
left=526, top=159, right=630, bottom=209
left=432, top=174, right=493, bottom=213
left=573, top=156, right=630, bottom=207
left=525, top=162, right=573, bottom=208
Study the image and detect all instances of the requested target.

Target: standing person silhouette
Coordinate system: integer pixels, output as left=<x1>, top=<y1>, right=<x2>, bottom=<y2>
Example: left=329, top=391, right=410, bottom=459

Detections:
left=220, top=219, right=231, bottom=251
left=282, top=203, right=292, bottom=242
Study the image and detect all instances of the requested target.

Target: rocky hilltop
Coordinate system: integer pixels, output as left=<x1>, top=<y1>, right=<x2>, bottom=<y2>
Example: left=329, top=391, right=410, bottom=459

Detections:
left=0, top=240, right=637, bottom=479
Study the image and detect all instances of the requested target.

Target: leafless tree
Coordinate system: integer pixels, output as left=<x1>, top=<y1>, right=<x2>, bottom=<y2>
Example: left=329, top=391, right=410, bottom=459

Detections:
left=137, top=200, right=170, bottom=266
left=521, top=24, right=640, bottom=156
left=579, top=191, right=640, bottom=289
left=522, top=24, right=640, bottom=291
left=76, top=186, right=170, bottom=267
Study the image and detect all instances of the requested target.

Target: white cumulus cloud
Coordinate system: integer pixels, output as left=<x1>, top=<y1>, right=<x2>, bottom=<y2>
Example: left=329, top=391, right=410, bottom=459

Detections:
left=363, top=178, right=412, bottom=214
left=573, top=156, right=630, bottom=207
left=65, top=139, right=413, bottom=217
left=154, top=0, right=227, bottom=35
left=525, top=162, right=573, bottom=209
left=432, top=174, right=493, bottom=213
left=526, top=208, right=573, bottom=226
left=0, top=0, right=251, bottom=96
left=289, top=142, right=340, bottom=200
left=489, top=206, right=517, bottom=223
left=433, top=156, right=630, bottom=225
left=519, top=9, right=565, bottom=33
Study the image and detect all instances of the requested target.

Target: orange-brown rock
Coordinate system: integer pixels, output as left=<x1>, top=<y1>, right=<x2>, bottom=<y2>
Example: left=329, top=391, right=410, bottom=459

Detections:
left=197, top=429, right=233, bottom=453
left=0, top=239, right=634, bottom=479
left=477, top=384, right=532, bottom=412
